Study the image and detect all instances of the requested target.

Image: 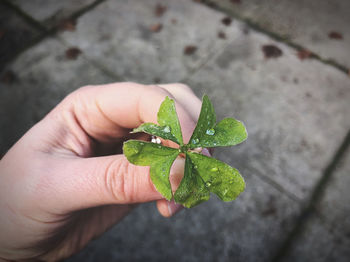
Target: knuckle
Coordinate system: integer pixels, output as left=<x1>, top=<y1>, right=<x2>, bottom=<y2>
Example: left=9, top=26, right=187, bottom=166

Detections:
left=173, top=83, right=192, bottom=92
left=148, top=85, right=174, bottom=99
left=104, top=159, right=135, bottom=203
left=69, top=85, right=94, bottom=98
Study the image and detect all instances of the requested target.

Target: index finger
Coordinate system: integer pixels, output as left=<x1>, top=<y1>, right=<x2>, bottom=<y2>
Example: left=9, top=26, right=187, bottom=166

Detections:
left=57, top=82, right=198, bottom=144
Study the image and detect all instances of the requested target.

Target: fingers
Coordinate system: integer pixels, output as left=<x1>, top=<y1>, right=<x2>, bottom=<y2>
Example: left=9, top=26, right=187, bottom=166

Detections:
left=55, top=83, right=198, bottom=144
left=42, top=155, right=186, bottom=213
left=156, top=200, right=183, bottom=218
left=39, top=83, right=202, bottom=213
left=157, top=83, right=202, bottom=123
left=43, top=155, right=160, bottom=212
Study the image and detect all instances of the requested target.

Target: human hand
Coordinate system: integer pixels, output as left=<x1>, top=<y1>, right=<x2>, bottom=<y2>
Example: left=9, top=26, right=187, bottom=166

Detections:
left=0, top=82, right=202, bottom=261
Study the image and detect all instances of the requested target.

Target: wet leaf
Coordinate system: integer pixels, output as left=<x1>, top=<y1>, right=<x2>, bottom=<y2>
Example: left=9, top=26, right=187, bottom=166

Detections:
left=157, top=96, right=183, bottom=145
left=131, top=97, right=183, bottom=145
left=328, top=31, right=343, bottom=40
left=123, top=95, right=247, bottom=208
left=132, top=123, right=178, bottom=144
left=149, top=23, right=162, bottom=33
left=262, top=45, right=283, bottom=58
left=187, top=152, right=245, bottom=202
left=189, top=95, right=247, bottom=148
left=221, top=17, right=232, bottom=26
left=184, top=45, right=197, bottom=55
left=123, top=140, right=180, bottom=200
left=65, top=47, right=82, bottom=60
left=174, top=154, right=210, bottom=208
left=154, top=4, right=167, bottom=17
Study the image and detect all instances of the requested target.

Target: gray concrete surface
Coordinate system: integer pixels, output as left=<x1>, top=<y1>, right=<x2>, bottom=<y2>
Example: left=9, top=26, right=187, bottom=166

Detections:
left=0, top=37, right=114, bottom=155
left=0, top=2, right=43, bottom=70
left=283, top=149, right=350, bottom=262
left=187, top=32, right=350, bottom=201
left=12, top=0, right=97, bottom=29
left=204, top=0, right=350, bottom=68
left=0, top=0, right=349, bottom=261
left=60, top=0, right=235, bottom=84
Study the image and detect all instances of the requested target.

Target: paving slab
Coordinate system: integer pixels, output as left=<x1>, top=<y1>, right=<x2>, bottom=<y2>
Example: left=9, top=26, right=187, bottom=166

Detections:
left=203, top=0, right=350, bottom=69
left=0, top=2, right=43, bottom=70
left=60, top=0, right=242, bottom=84
left=0, top=38, right=114, bottom=155
left=54, top=0, right=349, bottom=261
left=66, top=172, right=300, bottom=262
left=282, top=149, right=350, bottom=262
left=186, top=33, right=350, bottom=201
left=12, top=0, right=97, bottom=29
left=0, top=0, right=349, bottom=261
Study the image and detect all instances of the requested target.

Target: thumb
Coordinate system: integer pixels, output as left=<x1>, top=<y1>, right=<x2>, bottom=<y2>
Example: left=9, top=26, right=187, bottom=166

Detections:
left=47, top=154, right=171, bottom=212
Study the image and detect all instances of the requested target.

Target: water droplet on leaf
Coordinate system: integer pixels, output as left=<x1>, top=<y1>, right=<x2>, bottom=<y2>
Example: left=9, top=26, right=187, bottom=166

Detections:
left=192, top=138, right=199, bottom=144
left=163, top=126, right=171, bottom=133
left=132, top=147, right=140, bottom=154
left=206, top=128, right=215, bottom=135
left=211, top=167, right=218, bottom=172
left=206, top=182, right=212, bottom=187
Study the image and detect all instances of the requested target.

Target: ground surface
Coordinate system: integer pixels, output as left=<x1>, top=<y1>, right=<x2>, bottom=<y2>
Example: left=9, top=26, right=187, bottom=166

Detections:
left=0, top=0, right=349, bottom=261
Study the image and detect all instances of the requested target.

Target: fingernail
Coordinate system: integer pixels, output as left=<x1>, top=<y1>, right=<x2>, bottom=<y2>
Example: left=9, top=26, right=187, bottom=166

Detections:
left=202, top=148, right=211, bottom=157
left=167, top=200, right=183, bottom=216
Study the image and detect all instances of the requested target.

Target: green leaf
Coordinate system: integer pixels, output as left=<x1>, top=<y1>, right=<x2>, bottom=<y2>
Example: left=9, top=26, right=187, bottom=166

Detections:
left=174, top=154, right=210, bottom=208
left=157, top=96, right=183, bottom=145
left=187, top=152, right=245, bottom=202
left=132, top=123, right=179, bottom=144
left=189, top=96, right=247, bottom=148
left=123, top=94, right=248, bottom=208
left=189, top=95, right=216, bottom=147
left=123, top=140, right=180, bottom=200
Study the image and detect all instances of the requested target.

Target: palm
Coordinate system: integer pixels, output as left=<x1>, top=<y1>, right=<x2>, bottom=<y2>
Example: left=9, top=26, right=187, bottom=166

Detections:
left=38, top=205, right=133, bottom=260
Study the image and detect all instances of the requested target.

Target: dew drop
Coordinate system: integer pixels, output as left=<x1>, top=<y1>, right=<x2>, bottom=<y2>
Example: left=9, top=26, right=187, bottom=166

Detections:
left=194, top=165, right=198, bottom=169
left=163, top=126, right=171, bottom=133
left=211, top=167, right=218, bottom=172
left=206, top=128, right=215, bottom=135
left=206, top=182, right=212, bottom=187
left=133, top=148, right=140, bottom=154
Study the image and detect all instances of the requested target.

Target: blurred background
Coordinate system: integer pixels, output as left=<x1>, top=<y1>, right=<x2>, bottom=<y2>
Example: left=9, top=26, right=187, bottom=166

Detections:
left=0, top=0, right=349, bottom=261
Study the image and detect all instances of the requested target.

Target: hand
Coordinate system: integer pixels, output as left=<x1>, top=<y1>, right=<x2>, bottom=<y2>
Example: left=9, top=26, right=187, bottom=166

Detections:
left=0, top=82, right=202, bottom=261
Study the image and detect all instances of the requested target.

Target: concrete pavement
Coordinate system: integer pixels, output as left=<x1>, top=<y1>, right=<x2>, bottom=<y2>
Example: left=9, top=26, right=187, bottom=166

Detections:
left=1, top=0, right=349, bottom=261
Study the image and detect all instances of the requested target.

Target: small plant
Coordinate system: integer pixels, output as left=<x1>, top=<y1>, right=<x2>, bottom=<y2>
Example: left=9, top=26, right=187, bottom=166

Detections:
left=123, top=95, right=247, bottom=208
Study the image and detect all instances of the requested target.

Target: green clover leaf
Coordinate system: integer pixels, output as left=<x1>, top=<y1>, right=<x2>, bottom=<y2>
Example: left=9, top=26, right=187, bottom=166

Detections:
left=189, top=95, right=247, bottom=148
left=123, top=140, right=179, bottom=200
left=123, top=95, right=247, bottom=207
left=132, top=96, right=183, bottom=145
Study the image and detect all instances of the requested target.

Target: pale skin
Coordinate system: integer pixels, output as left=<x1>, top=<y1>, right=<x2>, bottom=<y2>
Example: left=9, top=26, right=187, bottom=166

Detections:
left=0, top=83, right=204, bottom=261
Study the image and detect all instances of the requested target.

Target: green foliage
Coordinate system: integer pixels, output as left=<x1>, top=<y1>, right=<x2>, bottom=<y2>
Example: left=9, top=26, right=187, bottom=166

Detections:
left=123, top=95, right=247, bottom=208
